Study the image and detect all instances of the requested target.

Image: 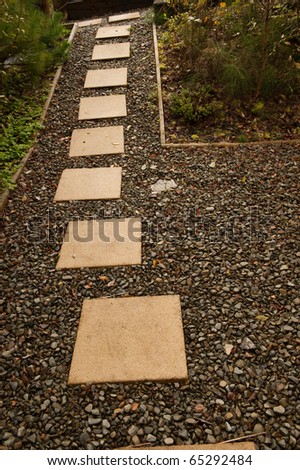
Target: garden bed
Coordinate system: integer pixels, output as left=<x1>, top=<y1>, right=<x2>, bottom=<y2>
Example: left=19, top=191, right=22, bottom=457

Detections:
left=155, top=2, right=300, bottom=145
left=0, top=1, right=71, bottom=194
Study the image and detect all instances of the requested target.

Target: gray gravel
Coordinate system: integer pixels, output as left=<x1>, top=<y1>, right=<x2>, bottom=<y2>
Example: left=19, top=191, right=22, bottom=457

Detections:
left=1, top=8, right=300, bottom=450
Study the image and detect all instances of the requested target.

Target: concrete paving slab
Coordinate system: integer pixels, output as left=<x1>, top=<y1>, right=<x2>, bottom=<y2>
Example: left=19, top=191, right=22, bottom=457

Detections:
left=56, top=217, right=141, bottom=269
left=92, top=43, right=130, bottom=61
left=68, top=295, right=188, bottom=384
left=54, top=167, right=122, bottom=201
left=121, top=443, right=256, bottom=450
left=78, top=18, right=102, bottom=27
left=84, top=68, right=128, bottom=88
left=78, top=95, right=127, bottom=120
left=109, top=12, right=140, bottom=23
left=69, top=126, right=124, bottom=157
left=96, top=25, right=131, bottom=39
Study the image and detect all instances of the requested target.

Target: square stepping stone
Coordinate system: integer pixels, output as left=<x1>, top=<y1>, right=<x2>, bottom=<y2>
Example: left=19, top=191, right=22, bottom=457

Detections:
left=78, top=95, right=127, bottom=120
left=84, top=68, right=128, bottom=89
left=78, top=18, right=102, bottom=27
left=92, top=43, right=130, bottom=61
left=96, top=25, right=131, bottom=39
left=56, top=217, right=141, bottom=269
left=68, top=295, right=188, bottom=384
left=54, top=167, right=122, bottom=201
left=69, top=126, right=124, bottom=157
left=108, top=12, right=140, bottom=23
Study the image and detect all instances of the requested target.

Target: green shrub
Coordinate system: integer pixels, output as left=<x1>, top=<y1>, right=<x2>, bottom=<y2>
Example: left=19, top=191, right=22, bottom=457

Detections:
left=0, top=0, right=69, bottom=89
left=251, top=100, right=265, bottom=116
left=0, top=95, right=44, bottom=191
left=171, top=85, right=223, bottom=122
left=161, top=1, right=300, bottom=101
left=161, top=12, right=209, bottom=69
left=237, top=134, right=249, bottom=143
left=0, top=1, right=69, bottom=190
left=154, top=11, right=168, bottom=25
left=221, top=62, right=252, bottom=98
left=171, top=88, right=195, bottom=121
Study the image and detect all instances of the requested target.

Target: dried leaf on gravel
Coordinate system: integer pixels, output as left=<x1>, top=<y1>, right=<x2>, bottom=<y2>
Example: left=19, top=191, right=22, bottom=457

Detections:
left=255, top=315, right=269, bottom=321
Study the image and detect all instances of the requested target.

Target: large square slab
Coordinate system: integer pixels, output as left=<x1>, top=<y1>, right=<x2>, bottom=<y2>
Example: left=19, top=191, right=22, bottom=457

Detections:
left=54, top=167, right=122, bottom=201
left=68, top=295, right=188, bottom=384
left=108, top=12, right=140, bottom=23
left=92, top=43, right=130, bottom=61
left=56, top=218, right=141, bottom=269
left=78, top=95, right=127, bottom=120
left=96, top=25, right=131, bottom=39
left=69, top=126, right=124, bottom=157
left=84, top=68, right=128, bottom=88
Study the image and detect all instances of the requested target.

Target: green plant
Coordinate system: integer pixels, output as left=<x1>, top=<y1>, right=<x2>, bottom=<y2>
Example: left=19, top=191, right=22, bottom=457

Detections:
left=147, top=87, right=158, bottom=111
left=166, top=0, right=191, bottom=15
left=171, top=88, right=195, bottom=121
left=221, top=62, right=252, bottom=98
left=161, top=12, right=209, bottom=70
left=171, top=85, right=223, bottom=122
left=251, top=100, right=265, bottom=115
left=0, top=1, right=69, bottom=190
left=154, top=10, right=168, bottom=25
left=0, top=94, right=44, bottom=190
left=237, top=134, right=248, bottom=143
left=161, top=1, right=300, bottom=101
left=0, top=0, right=69, bottom=88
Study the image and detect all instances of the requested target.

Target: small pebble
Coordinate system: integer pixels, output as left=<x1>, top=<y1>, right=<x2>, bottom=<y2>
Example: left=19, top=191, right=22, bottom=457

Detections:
left=273, top=406, right=285, bottom=415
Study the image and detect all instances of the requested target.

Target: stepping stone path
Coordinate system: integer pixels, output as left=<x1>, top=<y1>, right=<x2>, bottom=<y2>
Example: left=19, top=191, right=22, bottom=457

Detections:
left=68, top=295, right=188, bottom=384
left=69, top=126, right=124, bottom=156
left=54, top=167, right=122, bottom=201
left=84, top=67, right=128, bottom=88
left=56, top=218, right=142, bottom=269
left=78, top=94, right=127, bottom=120
left=96, top=25, right=131, bottom=39
left=92, top=42, right=130, bottom=60
left=57, top=12, right=188, bottom=391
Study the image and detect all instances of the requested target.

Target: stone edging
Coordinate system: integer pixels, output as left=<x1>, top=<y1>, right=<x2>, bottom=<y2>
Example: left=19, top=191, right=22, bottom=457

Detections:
left=0, top=22, right=79, bottom=213
left=152, top=22, right=300, bottom=149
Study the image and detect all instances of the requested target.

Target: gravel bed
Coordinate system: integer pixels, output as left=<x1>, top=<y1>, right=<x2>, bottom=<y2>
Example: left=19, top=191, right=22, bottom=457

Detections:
left=1, top=8, right=300, bottom=450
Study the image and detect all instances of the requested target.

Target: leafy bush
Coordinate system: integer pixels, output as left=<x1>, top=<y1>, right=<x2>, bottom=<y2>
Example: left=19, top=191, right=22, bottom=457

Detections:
left=0, top=1, right=69, bottom=190
left=160, top=0, right=300, bottom=101
left=0, top=95, right=44, bottom=191
left=221, top=62, right=252, bottom=98
left=161, top=12, right=209, bottom=69
left=171, top=85, right=224, bottom=122
left=0, top=0, right=69, bottom=89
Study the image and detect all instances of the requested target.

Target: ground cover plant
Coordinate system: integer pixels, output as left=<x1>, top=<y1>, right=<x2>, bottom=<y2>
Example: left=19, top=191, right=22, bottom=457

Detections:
left=157, top=0, right=300, bottom=143
left=0, top=0, right=69, bottom=190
